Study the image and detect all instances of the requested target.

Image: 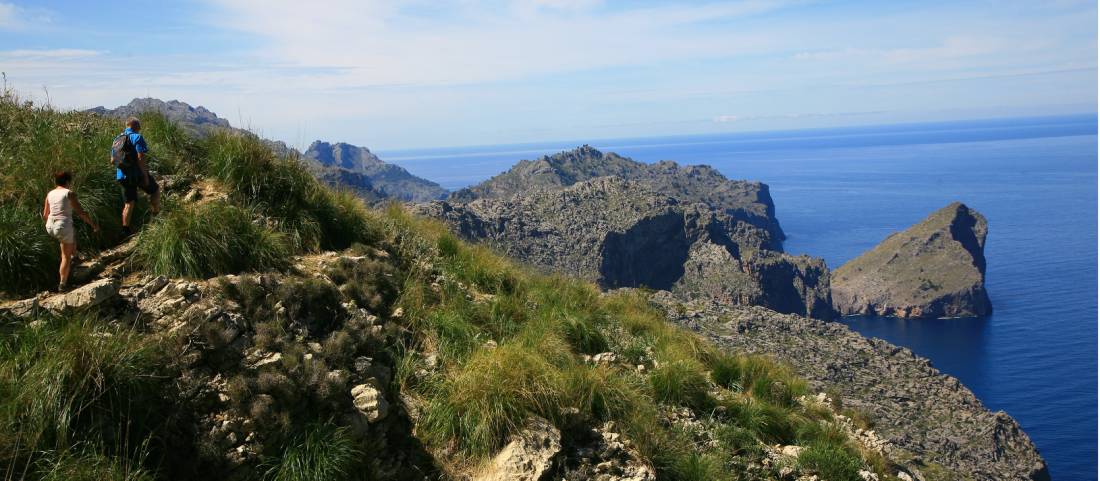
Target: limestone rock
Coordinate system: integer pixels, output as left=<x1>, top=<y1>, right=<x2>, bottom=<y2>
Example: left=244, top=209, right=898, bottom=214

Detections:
left=449, top=145, right=785, bottom=246
left=650, top=291, right=1048, bottom=481
left=351, top=382, right=389, bottom=423
left=832, top=202, right=992, bottom=318
left=475, top=417, right=561, bottom=481
left=417, top=177, right=832, bottom=318
left=41, top=278, right=119, bottom=311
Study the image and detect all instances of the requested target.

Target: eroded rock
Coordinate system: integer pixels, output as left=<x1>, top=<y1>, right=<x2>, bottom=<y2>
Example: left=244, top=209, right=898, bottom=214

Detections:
left=475, top=416, right=561, bottom=481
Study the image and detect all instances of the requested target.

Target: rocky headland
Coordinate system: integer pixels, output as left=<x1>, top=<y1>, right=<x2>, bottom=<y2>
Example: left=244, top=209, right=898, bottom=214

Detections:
left=417, top=176, right=833, bottom=318
left=650, top=291, right=1048, bottom=481
left=832, top=202, right=992, bottom=318
left=303, top=141, right=447, bottom=202
left=449, top=145, right=786, bottom=250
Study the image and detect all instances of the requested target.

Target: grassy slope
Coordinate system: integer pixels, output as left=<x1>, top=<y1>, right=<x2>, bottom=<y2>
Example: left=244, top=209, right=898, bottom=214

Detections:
left=0, top=94, right=890, bottom=481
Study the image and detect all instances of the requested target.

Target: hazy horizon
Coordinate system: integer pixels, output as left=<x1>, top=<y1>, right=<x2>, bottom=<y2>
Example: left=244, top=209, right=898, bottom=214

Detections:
left=1, top=0, right=1096, bottom=150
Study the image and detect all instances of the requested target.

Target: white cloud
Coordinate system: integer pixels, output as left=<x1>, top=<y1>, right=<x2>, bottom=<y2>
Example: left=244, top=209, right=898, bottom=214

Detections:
left=0, top=49, right=102, bottom=59
left=0, top=2, right=18, bottom=29
left=200, top=0, right=798, bottom=88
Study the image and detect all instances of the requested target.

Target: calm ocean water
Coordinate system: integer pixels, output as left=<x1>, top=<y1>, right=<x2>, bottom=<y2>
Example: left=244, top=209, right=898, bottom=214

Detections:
left=379, top=114, right=1099, bottom=480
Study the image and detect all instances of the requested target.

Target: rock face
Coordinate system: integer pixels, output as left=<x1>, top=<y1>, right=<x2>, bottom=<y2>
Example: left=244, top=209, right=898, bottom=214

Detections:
left=89, top=98, right=230, bottom=136
left=450, top=145, right=785, bottom=249
left=88, top=98, right=446, bottom=202
left=303, top=141, right=446, bottom=202
left=475, top=417, right=561, bottom=481
left=416, top=177, right=833, bottom=318
left=650, top=291, right=1049, bottom=481
left=833, top=202, right=992, bottom=318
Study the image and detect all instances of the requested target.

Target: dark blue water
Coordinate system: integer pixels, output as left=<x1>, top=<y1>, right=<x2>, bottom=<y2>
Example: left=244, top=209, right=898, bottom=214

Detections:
left=379, top=114, right=1099, bottom=480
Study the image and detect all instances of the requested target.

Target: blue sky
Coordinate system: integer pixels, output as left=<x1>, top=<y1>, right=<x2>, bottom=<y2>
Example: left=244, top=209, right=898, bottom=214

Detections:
left=0, top=0, right=1095, bottom=149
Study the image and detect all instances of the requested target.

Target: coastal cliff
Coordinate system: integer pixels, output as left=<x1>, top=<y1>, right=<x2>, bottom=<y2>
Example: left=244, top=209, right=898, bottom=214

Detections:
left=450, top=145, right=786, bottom=250
left=417, top=177, right=832, bottom=318
left=651, top=292, right=1049, bottom=481
left=832, top=202, right=992, bottom=318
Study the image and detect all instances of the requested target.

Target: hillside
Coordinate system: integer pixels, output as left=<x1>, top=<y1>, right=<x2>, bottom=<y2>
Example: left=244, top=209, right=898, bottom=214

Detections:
left=87, top=98, right=446, bottom=202
left=0, top=93, right=1047, bottom=481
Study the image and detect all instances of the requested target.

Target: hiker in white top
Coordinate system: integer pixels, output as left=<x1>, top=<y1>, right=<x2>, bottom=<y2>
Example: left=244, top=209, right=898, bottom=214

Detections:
left=42, top=171, right=99, bottom=291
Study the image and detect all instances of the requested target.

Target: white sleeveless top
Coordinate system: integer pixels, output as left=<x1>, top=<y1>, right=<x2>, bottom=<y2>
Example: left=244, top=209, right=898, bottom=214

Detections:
left=46, top=188, right=72, bottom=223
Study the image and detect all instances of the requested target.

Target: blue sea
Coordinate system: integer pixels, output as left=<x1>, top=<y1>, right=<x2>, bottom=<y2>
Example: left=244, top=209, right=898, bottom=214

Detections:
left=379, top=114, right=1099, bottom=480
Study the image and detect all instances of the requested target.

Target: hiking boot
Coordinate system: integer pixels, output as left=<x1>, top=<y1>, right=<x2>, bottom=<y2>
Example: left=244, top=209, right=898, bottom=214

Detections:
left=57, top=282, right=69, bottom=293
left=121, top=225, right=133, bottom=237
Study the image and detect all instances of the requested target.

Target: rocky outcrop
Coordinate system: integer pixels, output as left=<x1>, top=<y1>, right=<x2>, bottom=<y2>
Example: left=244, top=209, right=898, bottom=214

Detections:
left=416, top=177, right=832, bottom=318
left=89, top=98, right=231, bottom=136
left=88, top=98, right=446, bottom=202
left=475, top=417, right=561, bottom=481
left=303, top=141, right=447, bottom=202
left=450, top=145, right=785, bottom=249
left=650, top=291, right=1049, bottom=481
left=833, top=202, right=992, bottom=318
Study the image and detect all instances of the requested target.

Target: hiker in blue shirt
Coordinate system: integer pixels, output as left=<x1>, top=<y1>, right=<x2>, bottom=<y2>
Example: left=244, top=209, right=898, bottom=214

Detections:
left=111, top=117, right=160, bottom=236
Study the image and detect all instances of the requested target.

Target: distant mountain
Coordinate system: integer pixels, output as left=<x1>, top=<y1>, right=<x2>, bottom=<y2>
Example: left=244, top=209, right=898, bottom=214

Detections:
left=302, top=141, right=446, bottom=202
left=451, top=145, right=785, bottom=249
left=88, top=98, right=445, bottom=202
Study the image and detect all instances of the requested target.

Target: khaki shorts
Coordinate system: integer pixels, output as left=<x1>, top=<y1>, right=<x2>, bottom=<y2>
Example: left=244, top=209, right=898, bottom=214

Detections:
left=45, top=219, right=75, bottom=244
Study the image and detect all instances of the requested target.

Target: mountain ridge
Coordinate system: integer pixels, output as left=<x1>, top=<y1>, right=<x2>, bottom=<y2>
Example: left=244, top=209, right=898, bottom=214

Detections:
left=87, top=97, right=446, bottom=202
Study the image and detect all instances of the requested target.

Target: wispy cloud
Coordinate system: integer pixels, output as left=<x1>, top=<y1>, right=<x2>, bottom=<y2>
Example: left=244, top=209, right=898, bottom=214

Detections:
left=201, top=0, right=800, bottom=87
left=0, top=49, right=102, bottom=59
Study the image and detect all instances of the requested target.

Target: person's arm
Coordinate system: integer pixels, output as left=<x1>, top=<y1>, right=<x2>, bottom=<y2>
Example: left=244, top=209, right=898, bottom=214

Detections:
left=42, top=197, right=50, bottom=221
left=69, top=192, right=99, bottom=232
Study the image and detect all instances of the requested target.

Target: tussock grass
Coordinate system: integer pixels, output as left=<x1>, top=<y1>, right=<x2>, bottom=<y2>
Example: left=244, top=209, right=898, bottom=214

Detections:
left=135, top=200, right=289, bottom=278
left=797, top=442, right=865, bottom=481
left=262, top=424, right=358, bottom=481
left=201, top=132, right=380, bottom=252
left=0, top=313, right=171, bottom=480
left=380, top=206, right=877, bottom=478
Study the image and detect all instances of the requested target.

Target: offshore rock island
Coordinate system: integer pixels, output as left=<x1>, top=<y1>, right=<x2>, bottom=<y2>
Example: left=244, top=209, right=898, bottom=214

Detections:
left=833, top=202, right=993, bottom=319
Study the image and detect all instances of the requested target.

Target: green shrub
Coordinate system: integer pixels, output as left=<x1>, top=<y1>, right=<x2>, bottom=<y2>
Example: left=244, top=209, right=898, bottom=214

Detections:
left=0, top=314, right=169, bottom=479
left=669, top=452, right=730, bottom=481
left=262, top=424, right=359, bottom=481
left=201, top=132, right=378, bottom=252
left=34, top=448, right=154, bottom=481
left=135, top=200, right=289, bottom=278
left=0, top=205, right=57, bottom=293
left=420, top=343, right=562, bottom=457
left=649, top=359, right=712, bottom=410
left=797, top=442, right=865, bottom=481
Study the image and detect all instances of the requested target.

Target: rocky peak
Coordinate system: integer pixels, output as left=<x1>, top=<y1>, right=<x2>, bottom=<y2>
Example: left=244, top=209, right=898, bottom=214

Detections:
left=449, top=145, right=786, bottom=248
left=304, top=140, right=384, bottom=172
left=832, top=202, right=992, bottom=318
left=89, top=97, right=232, bottom=133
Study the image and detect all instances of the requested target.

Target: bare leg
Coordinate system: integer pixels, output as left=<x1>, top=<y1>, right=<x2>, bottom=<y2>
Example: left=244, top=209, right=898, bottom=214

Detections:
left=150, top=190, right=161, bottom=214
left=122, top=201, right=134, bottom=227
left=59, top=241, right=75, bottom=288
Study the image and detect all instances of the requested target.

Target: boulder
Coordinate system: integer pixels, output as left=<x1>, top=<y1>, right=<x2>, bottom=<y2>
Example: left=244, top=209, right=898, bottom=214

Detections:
left=474, top=417, right=561, bottom=481
left=351, top=382, right=389, bottom=423
left=832, top=202, right=992, bottom=318
left=41, top=278, right=119, bottom=311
